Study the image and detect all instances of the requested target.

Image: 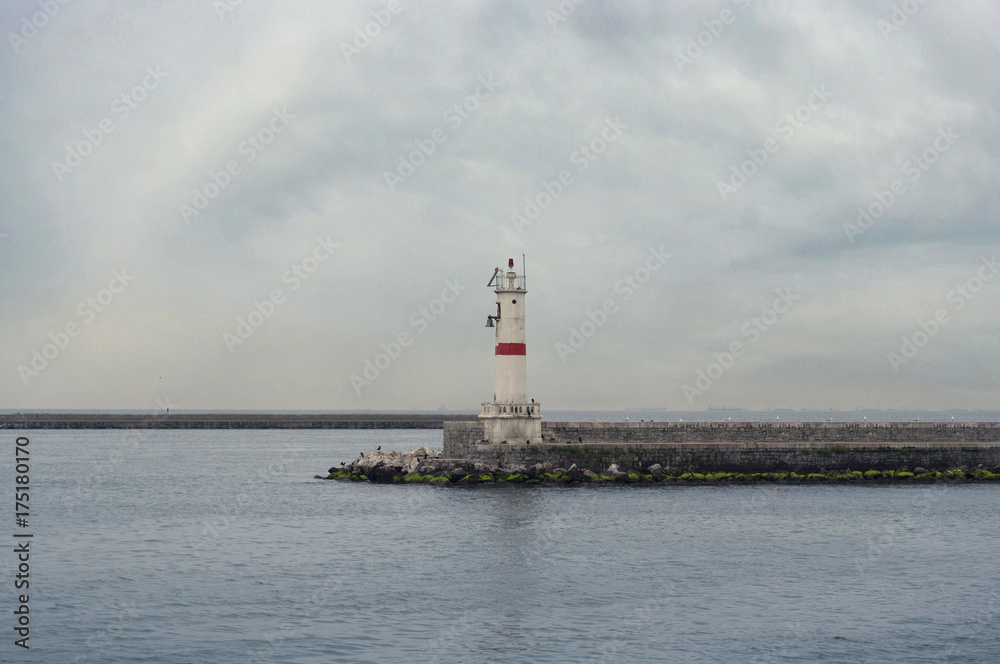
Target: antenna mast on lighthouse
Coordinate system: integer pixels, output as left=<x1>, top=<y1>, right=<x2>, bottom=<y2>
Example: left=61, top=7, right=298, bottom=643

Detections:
left=479, top=257, right=542, bottom=445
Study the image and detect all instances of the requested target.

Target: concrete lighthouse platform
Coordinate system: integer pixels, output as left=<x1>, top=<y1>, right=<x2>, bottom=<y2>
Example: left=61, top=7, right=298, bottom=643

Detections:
left=443, top=420, right=1000, bottom=475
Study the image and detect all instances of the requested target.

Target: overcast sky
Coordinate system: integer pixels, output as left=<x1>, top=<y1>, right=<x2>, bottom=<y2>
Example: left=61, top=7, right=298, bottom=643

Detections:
left=1, top=0, right=998, bottom=411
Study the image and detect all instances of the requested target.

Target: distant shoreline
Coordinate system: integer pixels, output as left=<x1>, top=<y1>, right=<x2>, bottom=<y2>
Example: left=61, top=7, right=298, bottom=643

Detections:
left=0, top=413, right=478, bottom=430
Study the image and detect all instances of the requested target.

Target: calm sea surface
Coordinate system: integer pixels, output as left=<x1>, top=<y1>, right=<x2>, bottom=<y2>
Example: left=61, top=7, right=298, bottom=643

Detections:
left=1, top=421, right=998, bottom=663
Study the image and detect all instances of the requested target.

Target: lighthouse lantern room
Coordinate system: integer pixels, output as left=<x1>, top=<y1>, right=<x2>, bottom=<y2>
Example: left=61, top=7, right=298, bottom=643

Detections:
left=480, top=258, right=542, bottom=445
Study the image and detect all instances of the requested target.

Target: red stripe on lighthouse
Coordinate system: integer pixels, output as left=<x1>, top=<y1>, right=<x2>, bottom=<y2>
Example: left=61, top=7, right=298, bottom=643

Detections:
left=495, top=343, right=526, bottom=355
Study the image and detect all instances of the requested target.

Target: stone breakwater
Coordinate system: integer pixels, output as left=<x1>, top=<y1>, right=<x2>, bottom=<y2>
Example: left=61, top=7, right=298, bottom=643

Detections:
left=319, top=446, right=1000, bottom=486
left=318, top=422, right=1000, bottom=484
left=443, top=421, right=1000, bottom=474
left=447, top=420, right=1000, bottom=452
left=0, top=413, right=476, bottom=430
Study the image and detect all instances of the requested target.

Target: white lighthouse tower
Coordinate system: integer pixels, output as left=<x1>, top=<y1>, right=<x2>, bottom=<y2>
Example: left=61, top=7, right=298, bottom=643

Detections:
left=479, top=258, right=542, bottom=445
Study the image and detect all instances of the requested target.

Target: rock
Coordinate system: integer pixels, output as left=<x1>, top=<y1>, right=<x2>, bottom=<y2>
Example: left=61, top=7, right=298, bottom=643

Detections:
left=582, top=469, right=598, bottom=479
left=368, top=464, right=402, bottom=483
left=403, top=445, right=436, bottom=460
left=647, top=463, right=663, bottom=476
left=566, top=464, right=583, bottom=480
left=541, top=462, right=554, bottom=473
left=354, top=450, right=406, bottom=473
left=606, top=463, right=624, bottom=476
left=553, top=467, right=567, bottom=475
left=913, top=467, right=926, bottom=474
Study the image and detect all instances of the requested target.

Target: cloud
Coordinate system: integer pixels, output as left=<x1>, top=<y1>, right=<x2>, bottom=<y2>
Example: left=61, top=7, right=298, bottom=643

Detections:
left=1, top=0, right=999, bottom=410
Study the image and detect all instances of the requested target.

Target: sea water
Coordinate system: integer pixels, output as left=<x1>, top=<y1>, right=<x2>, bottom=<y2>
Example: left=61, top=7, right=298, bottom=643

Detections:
left=0, top=424, right=997, bottom=663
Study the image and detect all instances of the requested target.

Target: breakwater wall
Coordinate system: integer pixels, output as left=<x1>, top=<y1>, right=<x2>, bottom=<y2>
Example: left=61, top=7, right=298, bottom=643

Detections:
left=0, top=413, right=477, bottom=430
left=443, top=422, right=1000, bottom=473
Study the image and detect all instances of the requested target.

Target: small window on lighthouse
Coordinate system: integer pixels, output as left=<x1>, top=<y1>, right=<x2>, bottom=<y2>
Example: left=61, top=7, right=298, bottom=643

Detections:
left=512, top=300, right=517, bottom=304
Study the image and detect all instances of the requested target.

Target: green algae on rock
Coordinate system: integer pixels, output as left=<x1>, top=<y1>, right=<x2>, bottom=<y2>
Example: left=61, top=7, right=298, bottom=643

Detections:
left=321, top=447, right=1000, bottom=486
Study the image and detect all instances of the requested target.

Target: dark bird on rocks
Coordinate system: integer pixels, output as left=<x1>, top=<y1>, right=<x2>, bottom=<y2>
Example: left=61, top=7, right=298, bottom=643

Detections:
left=360, top=452, right=364, bottom=457
left=341, top=462, right=345, bottom=466
left=377, top=446, right=381, bottom=450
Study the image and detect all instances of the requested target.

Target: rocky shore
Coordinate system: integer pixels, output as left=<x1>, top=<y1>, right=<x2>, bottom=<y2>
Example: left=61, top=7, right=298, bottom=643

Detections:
left=319, top=447, right=1000, bottom=485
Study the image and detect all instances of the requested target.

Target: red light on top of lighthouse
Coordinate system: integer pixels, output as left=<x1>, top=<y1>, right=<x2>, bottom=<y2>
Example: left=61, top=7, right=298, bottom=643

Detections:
left=508, top=258, right=514, bottom=268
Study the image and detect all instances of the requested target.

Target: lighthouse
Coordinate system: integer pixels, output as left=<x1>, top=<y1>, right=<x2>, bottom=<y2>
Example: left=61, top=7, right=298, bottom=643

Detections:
left=480, top=258, right=542, bottom=445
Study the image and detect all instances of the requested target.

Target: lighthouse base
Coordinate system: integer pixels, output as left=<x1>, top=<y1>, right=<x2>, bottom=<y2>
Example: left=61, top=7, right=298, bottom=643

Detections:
left=479, top=402, right=542, bottom=445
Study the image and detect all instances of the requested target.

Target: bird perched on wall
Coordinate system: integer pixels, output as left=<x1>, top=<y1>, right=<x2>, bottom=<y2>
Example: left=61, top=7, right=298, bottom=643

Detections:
left=376, top=446, right=381, bottom=450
